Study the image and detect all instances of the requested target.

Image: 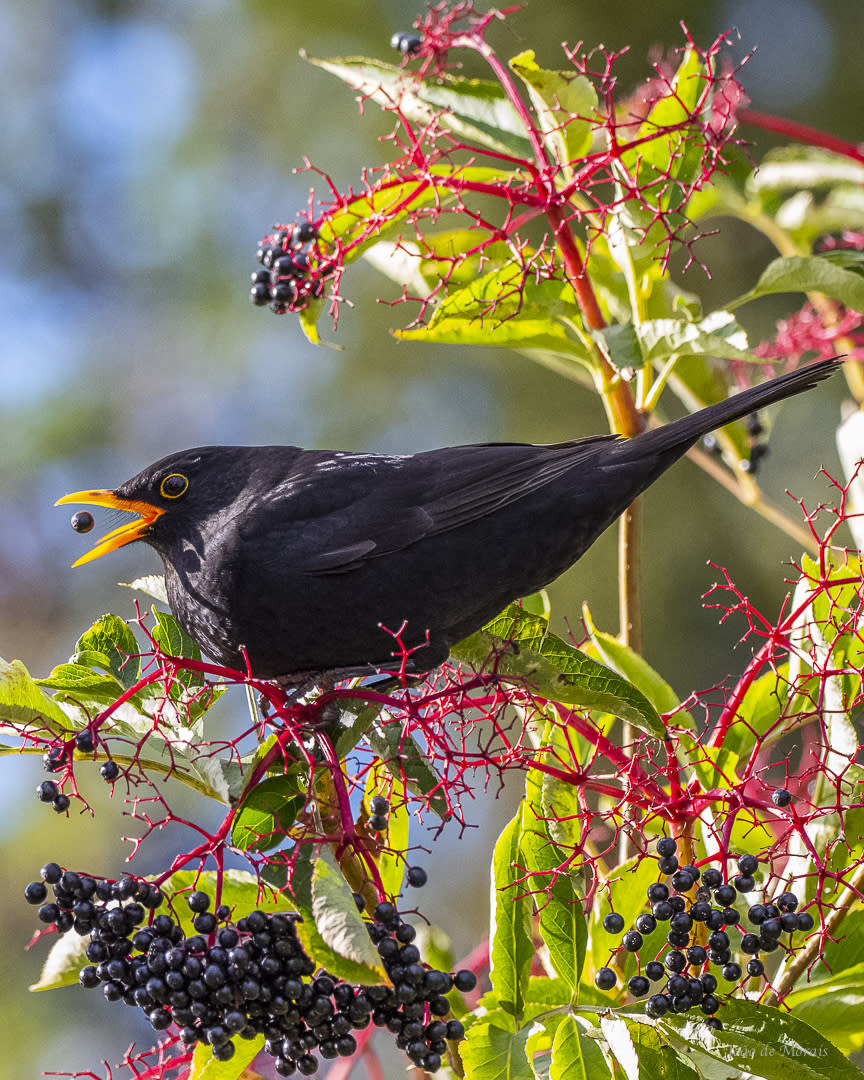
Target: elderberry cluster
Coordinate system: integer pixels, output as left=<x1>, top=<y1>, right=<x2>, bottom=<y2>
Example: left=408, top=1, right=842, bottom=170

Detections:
left=250, top=223, right=330, bottom=314
left=594, top=839, right=814, bottom=1031
left=25, top=864, right=470, bottom=1074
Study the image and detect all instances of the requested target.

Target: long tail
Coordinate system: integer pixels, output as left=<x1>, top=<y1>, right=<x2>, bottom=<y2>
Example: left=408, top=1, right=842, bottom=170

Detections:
left=615, top=356, right=843, bottom=460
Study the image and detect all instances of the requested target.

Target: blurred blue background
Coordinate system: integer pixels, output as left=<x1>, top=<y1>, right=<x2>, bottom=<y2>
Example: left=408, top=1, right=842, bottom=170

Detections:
left=1, top=0, right=861, bottom=1075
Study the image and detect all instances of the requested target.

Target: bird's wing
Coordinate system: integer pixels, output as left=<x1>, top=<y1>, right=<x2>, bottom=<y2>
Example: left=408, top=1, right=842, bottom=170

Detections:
left=251, top=436, right=620, bottom=574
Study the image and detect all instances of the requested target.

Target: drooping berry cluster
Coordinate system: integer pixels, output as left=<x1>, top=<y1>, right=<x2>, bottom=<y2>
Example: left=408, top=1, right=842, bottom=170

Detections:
left=250, top=223, right=330, bottom=314
left=594, top=839, right=814, bottom=1030
left=25, top=865, right=470, bottom=1074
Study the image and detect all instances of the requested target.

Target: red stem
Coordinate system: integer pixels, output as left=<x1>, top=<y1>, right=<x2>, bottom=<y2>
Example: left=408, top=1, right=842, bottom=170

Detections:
left=738, top=108, right=864, bottom=166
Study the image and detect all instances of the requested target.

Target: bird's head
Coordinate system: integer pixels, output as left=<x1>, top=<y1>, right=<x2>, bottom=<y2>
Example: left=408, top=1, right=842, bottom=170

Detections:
left=56, top=446, right=260, bottom=566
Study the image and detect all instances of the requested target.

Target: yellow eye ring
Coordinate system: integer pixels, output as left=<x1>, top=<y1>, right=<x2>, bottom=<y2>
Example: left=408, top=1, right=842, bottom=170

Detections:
left=160, top=473, right=189, bottom=499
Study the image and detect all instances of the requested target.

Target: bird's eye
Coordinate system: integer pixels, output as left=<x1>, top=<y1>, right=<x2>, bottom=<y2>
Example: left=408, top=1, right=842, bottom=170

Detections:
left=160, top=473, right=189, bottom=499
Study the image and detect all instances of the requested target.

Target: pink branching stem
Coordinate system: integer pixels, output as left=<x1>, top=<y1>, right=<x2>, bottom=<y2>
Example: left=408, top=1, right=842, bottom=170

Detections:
left=738, top=108, right=864, bottom=166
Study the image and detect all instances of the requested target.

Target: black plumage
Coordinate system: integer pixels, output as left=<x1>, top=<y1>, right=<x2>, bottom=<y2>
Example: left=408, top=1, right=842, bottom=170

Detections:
left=58, top=358, right=841, bottom=681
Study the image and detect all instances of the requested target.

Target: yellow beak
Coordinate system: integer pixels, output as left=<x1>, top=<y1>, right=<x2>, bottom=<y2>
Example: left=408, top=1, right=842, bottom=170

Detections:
left=55, top=489, right=164, bottom=567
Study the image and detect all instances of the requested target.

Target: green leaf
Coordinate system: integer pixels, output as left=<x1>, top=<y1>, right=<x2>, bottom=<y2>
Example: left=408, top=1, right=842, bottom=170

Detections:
left=120, top=573, right=168, bottom=603
left=660, top=997, right=864, bottom=1080
left=636, top=311, right=755, bottom=364
left=508, top=50, right=597, bottom=167
left=603, top=1016, right=699, bottom=1080
left=729, top=254, right=864, bottom=313
left=231, top=775, right=305, bottom=852
left=0, top=657, right=74, bottom=733
left=366, top=721, right=449, bottom=818
left=596, top=322, right=644, bottom=373
left=490, top=806, right=534, bottom=1027
left=72, top=613, right=140, bottom=689
left=784, top=960, right=864, bottom=1054
left=29, top=930, right=89, bottom=992
left=549, top=1015, right=590, bottom=1080
left=307, top=55, right=532, bottom=158
left=460, top=1021, right=533, bottom=1080
left=452, top=604, right=664, bottom=739
left=152, top=607, right=202, bottom=664
left=37, top=663, right=126, bottom=704
left=310, top=847, right=384, bottom=970
left=188, top=1035, right=264, bottom=1080
left=520, top=791, right=586, bottom=996
left=582, top=603, right=692, bottom=725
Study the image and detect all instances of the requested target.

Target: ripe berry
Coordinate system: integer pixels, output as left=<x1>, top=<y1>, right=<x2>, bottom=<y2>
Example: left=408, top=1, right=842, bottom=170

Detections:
left=603, top=912, right=625, bottom=934
left=368, top=815, right=389, bottom=832
left=737, top=853, right=758, bottom=876
left=656, top=837, right=677, bottom=857
left=652, top=901, right=673, bottom=922
left=700, top=972, right=718, bottom=993
left=391, top=31, right=423, bottom=54
left=53, top=793, right=71, bottom=812
left=187, top=891, right=211, bottom=913
left=634, top=914, right=656, bottom=935
left=370, top=796, right=390, bottom=815
left=721, top=962, right=742, bottom=981
left=776, top=892, right=799, bottom=911
left=644, top=961, right=664, bottom=982
left=36, top=780, right=60, bottom=803
left=658, top=856, right=679, bottom=875
left=733, top=875, right=755, bottom=893
left=740, top=933, right=760, bottom=954
left=100, top=760, right=120, bottom=782
left=406, top=867, right=427, bottom=888
left=595, top=967, right=616, bottom=990
left=700, top=994, right=720, bottom=1015
left=292, top=222, right=318, bottom=246
left=646, top=883, right=669, bottom=903
left=628, top=975, right=650, bottom=997
left=671, top=871, right=695, bottom=892
left=686, top=945, right=707, bottom=966
left=75, top=729, right=95, bottom=754
left=701, top=868, right=723, bottom=889
left=452, top=969, right=477, bottom=993
left=646, top=994, right=669, bottom=1017
left=250, top=283, right=270, bottom=306
left=622, top=931, right=643, bottom=952
left=747, top=958, right=765, bottom=977
left=797, top=911, right=815, bottom=932
left=664, top=951, right=686, bottom=973
left=772, top=788, right=792, bottom=807
left=25, top=881, right=48, bottom=904
left=705, top=1016, right=723, bottom=1030
left=713, top=884, right=736, bottom=907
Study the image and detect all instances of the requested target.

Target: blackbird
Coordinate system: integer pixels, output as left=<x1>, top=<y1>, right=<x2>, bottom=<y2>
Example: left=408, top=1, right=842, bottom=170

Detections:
left=58, top=358, right=840, bottom=683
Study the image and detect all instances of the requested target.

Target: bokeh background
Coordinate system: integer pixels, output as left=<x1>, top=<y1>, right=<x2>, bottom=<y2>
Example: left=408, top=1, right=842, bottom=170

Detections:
left=2, top=0, right=862, bottom=1075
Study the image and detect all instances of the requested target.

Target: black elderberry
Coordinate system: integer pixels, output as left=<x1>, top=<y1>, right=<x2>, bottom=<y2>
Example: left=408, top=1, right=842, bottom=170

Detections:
left=760, top=918, right=781, bottom=938
left=705, top=1016, right=723, bottom=1031
left=43, top=746, right=65, bottom=772
left=700, top=972, right=718, bottom=993
left=713, top=884, right=736, bottom=906
left=779, top=911, right=798, bottom=932
left=733, top=875, right=755, bottom=893
left=737, top=853, right=758, bottom=876
left=100, top=760, right=120, bottom=782
left=292, top=222, right=318, bottom=246
left=658, top=855, right=679, bottom=875
left=656, top=837, right=677, bottom=857
left=671, top=994, right=691, bottom=1013
left=646, top=883, right=669, bottom=903
left=759, top=936, right=780, bottom=953
left=708, top=930, right=730, bottom=950
left=740, top=933, right=760, bottom=954
left=671, top=871, right=695, bottom=892
left=644, top=961, right=664, bottom=982
left=603, top=912, right=625, bottom=934
left=776, top=892, right=799, bottom=911
left=391, top=31, right=423, bottom=54
left=406, top=866, right=427, bottom=888
left=595, top=967, right=617, bottom=990
left=700, top=994, right=720, bottom=1014
left=194, top=912, right=218, bottom=934
left=701, top=868, right=723, bottom=889
left=37, top=780, right=60, bottom=802
left=453, top=969, right=477, bottom=993
left=667, top=975, right=688, bottom=997
left=250, top=283, right=270, bottom=306
left=212, top=1041, right=236, bottom=1061
left=38, top=902, right=60, bottom=924
left=628, top=975, right=650, bottom=997
left=188, top=891, right=211, bottom=912
left=797, top=911, right=814, bottom=932
left=25, top=881, right=48, bottom=904
left=721, top=962, right=742, bottom=981
left=664, top=951, right=686, bottom=973
left=686, top=945, right=707, bottom=966
left=748, top=904, right=767, bottom=925
left=368, top=814, right=388, bottom=832
left=667, top=930, right=690, bottom=948
left=669, top=912, right=693, bottom=934
left=668, top=896, right=687, bottom=913
left=772, top=788, right=792, bottom=807
left=690, top=901, right=712, bottom=923
left=622, top=931, right=643, bottom=952
left=747, top=958, right=765, bottom=976
left=646, top=994, right=669, bottom=1017
left=634, top=913, right=657, bottom=935
left=652, top=900, right=674, bottom=921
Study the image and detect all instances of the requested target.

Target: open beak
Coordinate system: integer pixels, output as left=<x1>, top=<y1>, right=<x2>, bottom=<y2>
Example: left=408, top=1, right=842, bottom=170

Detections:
left=55, top=490, right=164, bottom=567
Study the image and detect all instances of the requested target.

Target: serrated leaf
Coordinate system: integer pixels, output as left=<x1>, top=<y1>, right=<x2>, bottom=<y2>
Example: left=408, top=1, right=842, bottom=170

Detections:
left=0, top=657, right=73, bottom=733
left=231, top=775, right=305, bottom=852
left=461, top=1021, right=533, bottom=1080
left=509, top=50, right=596, bottom=167
left=308, top=55, right=531, bottom=158
left=784, top=960, right=864, bottom=1054
left=366, top=721, right=449, bottom=818
left=490, top=806, right=533, bottom=1027
left=453, top=604, right=664, bottom=739
left=288, top=846, right=385, bottom=984
left=729, top=254, right=864, bottom=313
left=37, top=662, right=126, bottom=703
left=152, top=607, right=202, bottom=664
left=29, top=930, right=89, bottom=992
left=607, top=1016, right=699, bottom=1080
left=72, top=614, right=140, bottom=689
left=310, top=847, right=384, bottom=970
left=660, top=997, right=863, bottom=1080
left=188, top=1034, right=264, bottom=1080
left=519, top=798, right=587, bottom=997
